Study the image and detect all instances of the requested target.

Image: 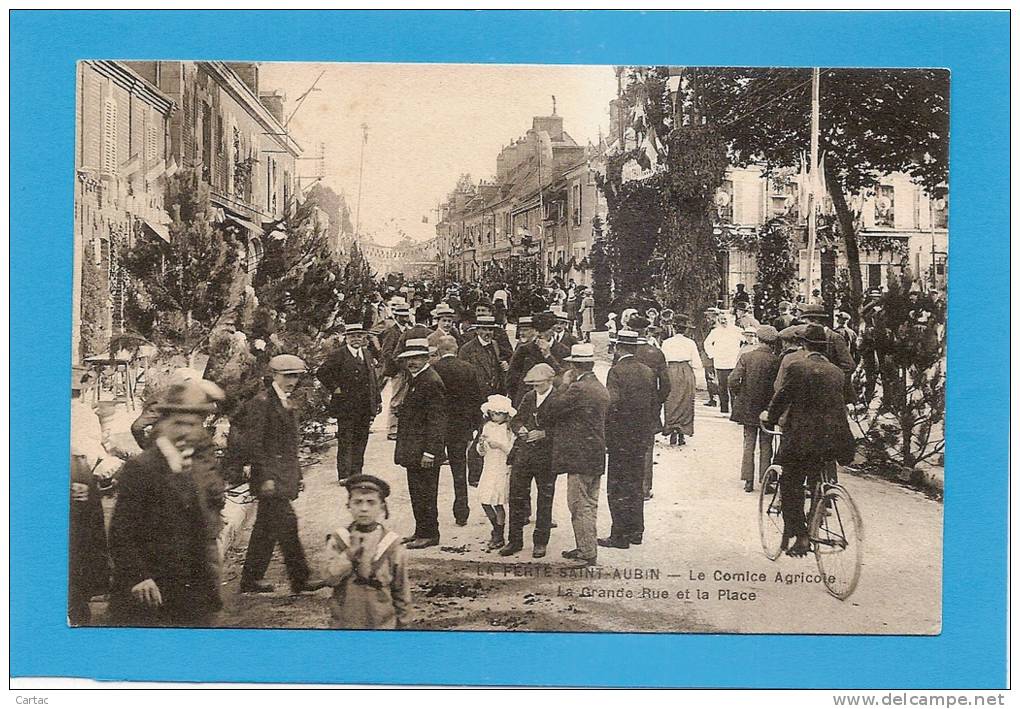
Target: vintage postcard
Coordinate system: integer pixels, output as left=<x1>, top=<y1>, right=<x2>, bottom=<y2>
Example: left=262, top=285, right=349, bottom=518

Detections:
left=68, top=59, right=946, bottom=637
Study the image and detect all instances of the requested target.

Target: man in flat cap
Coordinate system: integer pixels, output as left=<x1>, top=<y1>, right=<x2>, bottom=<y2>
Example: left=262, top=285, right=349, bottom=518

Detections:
left=788, top=303, right=855, bottom=402
left=239, top=355, right=322, bottom=594
left=728, top=325, right=782, bottom=492
left=107, top=378, right=226, bottom=626
left=317, top=321, right=382, bottom=484
left=761, top=324, right=855, bottom=556
left=502, top=363, right=559, bottom=559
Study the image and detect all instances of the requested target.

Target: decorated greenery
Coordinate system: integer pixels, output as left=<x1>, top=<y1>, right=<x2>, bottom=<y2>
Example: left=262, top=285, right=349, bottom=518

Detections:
left=589, top=216, right=612, bottom=328
left=120, top=165, right=242, bottom=359
left=754, top=218, right=799, bottom=322
left=78, top=247, right=110, bottom=360
left=850, top=270, right=945, bottom=476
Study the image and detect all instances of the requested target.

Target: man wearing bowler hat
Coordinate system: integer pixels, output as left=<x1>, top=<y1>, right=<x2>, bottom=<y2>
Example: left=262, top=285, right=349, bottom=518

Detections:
left=506, top=313, right=561, bottom=406
left=600, top=331, right=659, bottom=549
left=393, top=338, right=448, bottom=549
left=317, top=320, right=382, bottom=485
left=239, top=355, right=323, bottom=594
left=793, top=302, right=855, bottom=401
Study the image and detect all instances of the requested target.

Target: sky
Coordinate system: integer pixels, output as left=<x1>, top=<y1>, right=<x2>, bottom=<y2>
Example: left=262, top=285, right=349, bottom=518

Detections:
left=259, top=62, right=618, bottom=246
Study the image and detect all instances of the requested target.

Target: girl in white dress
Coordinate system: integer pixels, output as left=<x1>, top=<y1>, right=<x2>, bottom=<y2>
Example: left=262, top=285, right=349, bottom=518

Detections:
left=476, top=395, right=516, bottom=550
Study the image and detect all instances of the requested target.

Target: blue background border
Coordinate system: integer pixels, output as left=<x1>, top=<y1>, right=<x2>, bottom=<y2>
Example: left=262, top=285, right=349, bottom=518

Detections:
left=10, top=10, right=1008, bottom=688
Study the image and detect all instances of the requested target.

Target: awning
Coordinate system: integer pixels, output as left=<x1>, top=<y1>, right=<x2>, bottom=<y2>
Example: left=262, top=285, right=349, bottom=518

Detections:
left=223, top=213, right=263, bottom=235
left=141, top=216, right=170, bottom=244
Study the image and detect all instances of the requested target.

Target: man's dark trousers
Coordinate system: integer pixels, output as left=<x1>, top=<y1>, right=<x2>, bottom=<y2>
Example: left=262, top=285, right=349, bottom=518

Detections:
left=336, top=416, right=371, bottom=481
left=507, top=461, right=556, bottom=546
left=780, top=461, right=822, bottom=539
left=717, top=368, right=733, bottom=413
left=241, top=497, right=310, bottom=588
left=406, top=464, right=441, bottom=540
left=445, top=423, right=472, bottom=524
left=607, top=437, right=651, bottom=541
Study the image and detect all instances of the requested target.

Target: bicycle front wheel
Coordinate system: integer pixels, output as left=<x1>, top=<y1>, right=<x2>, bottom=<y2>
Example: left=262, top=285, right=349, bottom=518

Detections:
left=758, top=465, right=784, bottom=561
left=812, top=485, right=863, bottom=600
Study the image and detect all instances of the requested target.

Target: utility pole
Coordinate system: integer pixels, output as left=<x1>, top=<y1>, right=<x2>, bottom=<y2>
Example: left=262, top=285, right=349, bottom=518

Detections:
left=355, top=122, right=368, bottom=241
left=805, top=67, right=820, bottom=303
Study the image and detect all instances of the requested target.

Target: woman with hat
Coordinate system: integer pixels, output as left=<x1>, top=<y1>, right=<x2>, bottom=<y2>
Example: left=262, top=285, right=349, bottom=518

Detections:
left=660, top=314, right=703, bottom=446
left=320, top=475, right=411, bottom=629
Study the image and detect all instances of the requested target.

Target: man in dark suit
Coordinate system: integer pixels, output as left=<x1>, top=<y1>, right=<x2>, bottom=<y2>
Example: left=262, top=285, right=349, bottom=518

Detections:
left=316, top=321, right=382, bottom=484
left=431, top=335, right=482, bottom=526
left=762, top=325, right=856, bottom=557
left=107, top=379, right=225, bottom=626
left=729, top=325, right=782, bottom=492
left=797, top=303, right=857, bottom=403
left=501, top=363, right=558, bottom=559
left=459, top=315, right=506, bottom=486
left=394, top=338, right=448, bottom=549
left=549, top=307, right=580, bottom=365
left=380, top=300, right=414, bottom=439
left=628, top=314, right=671, bottom=499
left=427, top=302, right=464, bottom=352
left=239, top=355, right=322, bottom=594
left=506, top=314, right=562, bottom=405
left=473, top=301, right=513, bottom=366
left=538, top=344, right=610, bottom=567
left=600, top=331, right=660, bottom=550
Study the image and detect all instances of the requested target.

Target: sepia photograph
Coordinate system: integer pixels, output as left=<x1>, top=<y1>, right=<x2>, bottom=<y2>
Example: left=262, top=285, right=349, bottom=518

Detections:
left=68, top=60, right=948, bottom=636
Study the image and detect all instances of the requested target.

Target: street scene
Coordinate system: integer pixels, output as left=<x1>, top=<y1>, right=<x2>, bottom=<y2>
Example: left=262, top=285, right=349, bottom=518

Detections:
left=69, top=62, right=947, bottom=634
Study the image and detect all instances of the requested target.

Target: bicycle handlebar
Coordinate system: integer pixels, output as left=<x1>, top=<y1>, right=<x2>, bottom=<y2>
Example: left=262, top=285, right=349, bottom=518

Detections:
left=759, top=422, right=782, bottom=436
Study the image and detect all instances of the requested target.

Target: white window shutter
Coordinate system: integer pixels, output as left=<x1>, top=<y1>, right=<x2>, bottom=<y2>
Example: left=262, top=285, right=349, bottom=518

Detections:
left=102, top=98, right=118, bottom=174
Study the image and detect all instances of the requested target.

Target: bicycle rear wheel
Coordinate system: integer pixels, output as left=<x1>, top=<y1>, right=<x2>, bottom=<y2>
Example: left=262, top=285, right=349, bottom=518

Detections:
left=758, top=465, right=784, bottom=560
left=812, top=484, right=863, bottom=600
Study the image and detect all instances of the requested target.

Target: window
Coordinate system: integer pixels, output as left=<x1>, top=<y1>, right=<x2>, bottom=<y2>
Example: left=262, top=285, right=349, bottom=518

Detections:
left=715, top=180, right=734, bottom=223
left=933, top=194, right=948, bottom=229
left=145, top=124, right=159, bottom=166
left=572, top=182, right=582, bottom=225
left=867, top=263, right=883, bottom=289
left=217, top=115, right=225, bottom=156
left=102, top=98, right=118, bottom=174
left=875, top=185, right=895, bottom=227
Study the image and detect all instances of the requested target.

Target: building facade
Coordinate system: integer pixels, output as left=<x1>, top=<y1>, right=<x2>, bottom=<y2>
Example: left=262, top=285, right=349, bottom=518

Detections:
left=73, top=60, right=175, bottom=360
left=437, top=113, right=604, bottom=289
left=124, top=61, right=302, bottom=277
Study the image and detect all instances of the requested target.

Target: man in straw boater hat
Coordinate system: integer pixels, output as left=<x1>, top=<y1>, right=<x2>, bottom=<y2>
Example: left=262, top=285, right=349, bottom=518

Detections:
left=537, top=343, right=610, bottom=567
left=393, top=338, right=448, bottom=549
left=599, top=330, right=659, bottom=551
left=426, top=302, right=464, bottom=352
left=761, top=324, right=855, bottom=556
left=379, top=297, right=429, bottom=440
left=239, top=355, right=324, bottom=595
left=107, top=377, right=227, bottom=626
left=316, top=319, right=382, bottom=485
left=501, top=362, right=559, bottom=559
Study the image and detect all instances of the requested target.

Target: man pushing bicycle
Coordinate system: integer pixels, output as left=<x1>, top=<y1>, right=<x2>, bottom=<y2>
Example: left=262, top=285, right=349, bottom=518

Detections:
left=760, top=324, right=856, bottom=557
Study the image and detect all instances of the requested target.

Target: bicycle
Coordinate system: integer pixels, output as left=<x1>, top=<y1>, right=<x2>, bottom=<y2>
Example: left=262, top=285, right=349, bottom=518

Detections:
left=757, top=422, right=864, bottom=600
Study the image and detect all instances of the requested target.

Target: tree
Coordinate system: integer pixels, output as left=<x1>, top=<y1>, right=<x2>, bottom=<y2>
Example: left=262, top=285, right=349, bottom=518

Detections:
left=754, top=217, right=799, bottom=322
left=121, top=166, right=241, bottom=358
left=589, top=216, right=612, bottom=328
left=697, top=68, right=950, bottom=317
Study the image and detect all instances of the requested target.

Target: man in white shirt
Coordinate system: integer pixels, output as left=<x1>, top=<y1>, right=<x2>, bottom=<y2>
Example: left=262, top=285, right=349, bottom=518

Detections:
left=704, top=312, right=744, bottom=414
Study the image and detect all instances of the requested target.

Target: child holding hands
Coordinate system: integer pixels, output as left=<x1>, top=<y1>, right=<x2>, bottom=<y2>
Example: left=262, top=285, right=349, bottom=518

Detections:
left=321, top=474, right=410, bottom=629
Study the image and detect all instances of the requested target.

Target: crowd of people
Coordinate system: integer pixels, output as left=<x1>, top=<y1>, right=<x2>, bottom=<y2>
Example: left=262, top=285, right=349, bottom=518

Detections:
left=69, top=276, right=895, bottom=630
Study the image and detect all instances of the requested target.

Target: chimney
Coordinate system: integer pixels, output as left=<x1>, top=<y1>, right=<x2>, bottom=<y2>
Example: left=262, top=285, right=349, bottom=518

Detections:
left=532, top=115, right=563, bottom=141
left=226, top=62, right=259, bottom=95
left=259, top=90, right=286, bottom=126
left=609, top=99, right=625, bottom=144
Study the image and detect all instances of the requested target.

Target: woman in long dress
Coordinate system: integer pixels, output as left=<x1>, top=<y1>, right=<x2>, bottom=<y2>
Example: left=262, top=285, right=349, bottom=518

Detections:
left=580, top=290, right=596, bottom=342
left=660, top=314, right=703, bottom=445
